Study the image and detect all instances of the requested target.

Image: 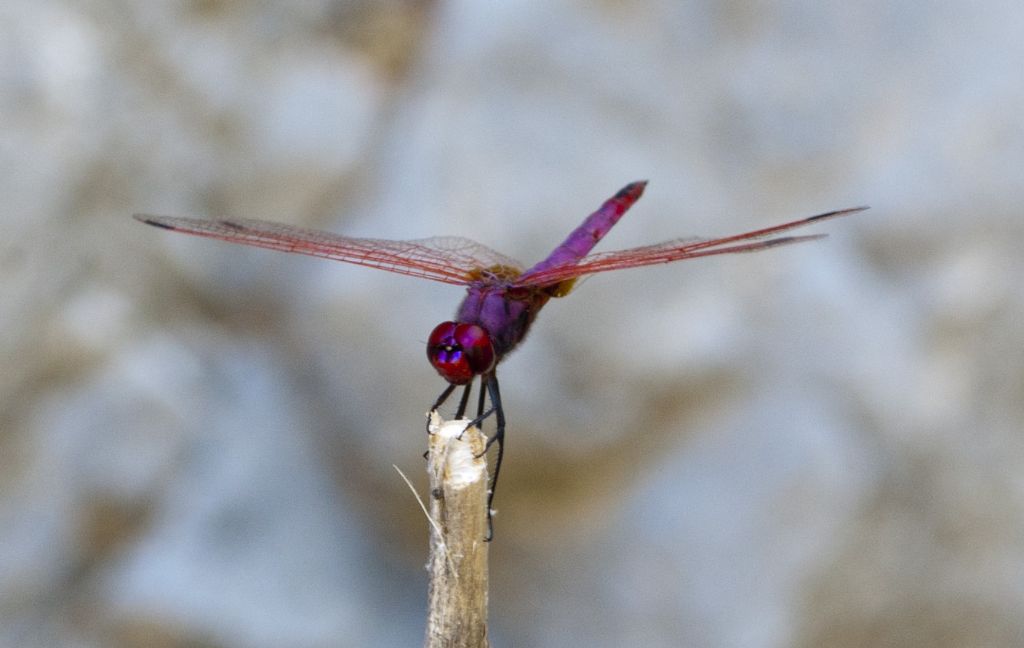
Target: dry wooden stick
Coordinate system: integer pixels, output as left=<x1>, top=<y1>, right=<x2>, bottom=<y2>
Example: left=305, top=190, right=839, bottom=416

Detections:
left=424, top=413, right=490, bottom=648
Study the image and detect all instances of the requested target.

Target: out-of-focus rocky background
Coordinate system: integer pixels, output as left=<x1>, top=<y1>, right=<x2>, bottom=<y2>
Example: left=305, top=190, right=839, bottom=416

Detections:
left=3, top=1, right=1023, bottom=646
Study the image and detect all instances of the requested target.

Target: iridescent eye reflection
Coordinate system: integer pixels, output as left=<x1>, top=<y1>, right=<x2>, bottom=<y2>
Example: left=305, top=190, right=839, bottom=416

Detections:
left=427, top=321, right=495, bottom=385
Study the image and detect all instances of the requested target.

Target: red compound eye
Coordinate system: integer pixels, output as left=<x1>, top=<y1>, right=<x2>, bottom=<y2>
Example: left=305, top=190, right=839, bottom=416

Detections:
left=427, top=321, right=496, bottom=385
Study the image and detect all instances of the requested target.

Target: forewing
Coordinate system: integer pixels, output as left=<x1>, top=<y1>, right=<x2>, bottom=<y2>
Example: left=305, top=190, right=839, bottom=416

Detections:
left=512, top=206, right=867, bottom=288
left=134, top=215, right=524, bottom=285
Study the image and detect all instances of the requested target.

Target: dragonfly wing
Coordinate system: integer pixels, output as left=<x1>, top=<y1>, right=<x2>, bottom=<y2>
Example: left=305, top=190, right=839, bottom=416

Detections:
left=135, top=215, right=524, bottom=285
left=512, top=206, right=867, bottom=288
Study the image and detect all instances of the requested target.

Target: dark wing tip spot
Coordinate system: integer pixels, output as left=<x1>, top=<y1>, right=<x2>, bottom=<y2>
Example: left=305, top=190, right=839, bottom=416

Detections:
left=805, top=205, right=870, bottom=223
left=134, top=215, right=175, bottom=230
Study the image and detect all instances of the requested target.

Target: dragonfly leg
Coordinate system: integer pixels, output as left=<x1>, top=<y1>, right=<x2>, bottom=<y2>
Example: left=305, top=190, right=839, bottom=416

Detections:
left=427, top=383, right=458, bottom=431
left=424, top=382, right=467, bottom=459
left=481, top=374, right=505, bottom=542
left=456, top=373, right=505, bottom=540
left=457, top=378, right=488, bottom=440
left=426, top=382, right=472, bottom=434
left=455, top=383, right=473, bottom=419
left=476, top=376, right=488, bottom=420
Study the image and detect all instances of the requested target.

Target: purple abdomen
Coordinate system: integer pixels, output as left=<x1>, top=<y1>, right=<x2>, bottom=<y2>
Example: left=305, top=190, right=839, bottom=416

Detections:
left=454, top=181, right=647, bottom=360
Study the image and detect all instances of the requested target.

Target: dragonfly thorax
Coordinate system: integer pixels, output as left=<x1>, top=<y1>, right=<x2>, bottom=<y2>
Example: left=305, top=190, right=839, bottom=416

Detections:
left=427, top=321, right=496, bottom=385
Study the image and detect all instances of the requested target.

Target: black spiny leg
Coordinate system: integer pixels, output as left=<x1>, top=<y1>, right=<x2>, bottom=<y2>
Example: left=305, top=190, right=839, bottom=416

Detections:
left=476, top=375, right=487, bottom=419
left=455, top=382, right=473, bottom=419
left=482, top=373, right=506, bottom=541
left=456, top=373, right=506, bottom=541
left=427, top=383, right=457, bottom=433
left=426, top=382, right=472, bottom=434
left=424, top=382, right=472, bottom=458
left=457, top=377, right=486, bottom=441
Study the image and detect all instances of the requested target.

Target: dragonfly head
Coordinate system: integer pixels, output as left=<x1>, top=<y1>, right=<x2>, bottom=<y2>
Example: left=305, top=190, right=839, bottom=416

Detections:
left=427, top=321, right=496, bottom=385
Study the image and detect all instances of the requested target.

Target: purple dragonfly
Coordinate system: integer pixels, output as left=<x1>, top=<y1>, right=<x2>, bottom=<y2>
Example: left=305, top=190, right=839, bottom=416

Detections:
left=136, top=181, right=865, bottom=538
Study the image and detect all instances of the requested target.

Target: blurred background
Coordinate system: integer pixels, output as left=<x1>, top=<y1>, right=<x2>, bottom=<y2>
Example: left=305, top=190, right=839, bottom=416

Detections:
left=3, top=1, right=1023, bottom=646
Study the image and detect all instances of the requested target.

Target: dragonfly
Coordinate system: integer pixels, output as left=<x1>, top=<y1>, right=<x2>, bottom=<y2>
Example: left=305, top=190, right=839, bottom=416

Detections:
left=136, top=181, right=865, bottom=539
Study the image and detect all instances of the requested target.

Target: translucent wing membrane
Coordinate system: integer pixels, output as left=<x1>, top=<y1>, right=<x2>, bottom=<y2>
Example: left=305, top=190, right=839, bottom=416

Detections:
left=134, top=215, right=525, bottom=285
left=511, top=206, right=867, bottom=289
